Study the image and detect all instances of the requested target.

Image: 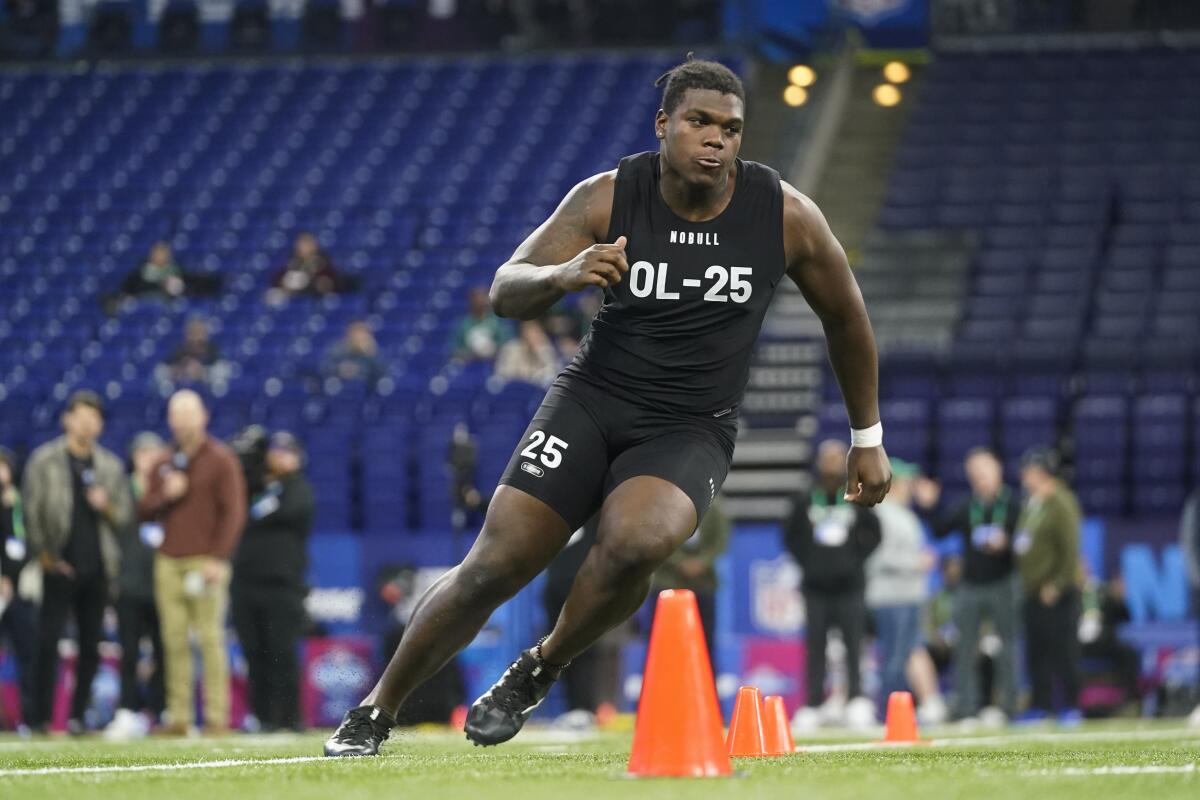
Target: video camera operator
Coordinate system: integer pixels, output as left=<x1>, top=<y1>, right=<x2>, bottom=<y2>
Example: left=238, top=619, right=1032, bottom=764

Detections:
left=231, top=430, right=315, bottom=733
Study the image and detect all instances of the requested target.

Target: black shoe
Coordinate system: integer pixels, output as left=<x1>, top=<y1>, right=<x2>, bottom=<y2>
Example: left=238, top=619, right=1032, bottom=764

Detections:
left=465, top=649, right=560, bottom=746
left=323, top=705, right=395, bottom=757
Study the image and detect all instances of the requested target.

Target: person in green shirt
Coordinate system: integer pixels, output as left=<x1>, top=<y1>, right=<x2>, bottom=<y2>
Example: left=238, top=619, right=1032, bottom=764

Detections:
left=0, top=446, right=36, bottom=733
left=452, top=287, right=512, bottom=363
left=1015, top=448, right=1082, bottom=724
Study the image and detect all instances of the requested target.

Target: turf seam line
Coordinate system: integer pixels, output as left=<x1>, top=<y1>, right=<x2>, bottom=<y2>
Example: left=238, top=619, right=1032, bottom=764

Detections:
left=796, top=727, right=1198, bottom=753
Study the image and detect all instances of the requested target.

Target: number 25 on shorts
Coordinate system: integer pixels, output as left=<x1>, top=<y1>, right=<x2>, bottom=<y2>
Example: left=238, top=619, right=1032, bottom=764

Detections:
left=520, top=430, right=569, bottom=469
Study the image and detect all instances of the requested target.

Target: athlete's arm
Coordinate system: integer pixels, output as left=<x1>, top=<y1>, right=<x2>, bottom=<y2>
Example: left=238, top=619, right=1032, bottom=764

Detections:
left=781, top=181, right=891, bottom=506
left=489, top=171, right=629, bottom=320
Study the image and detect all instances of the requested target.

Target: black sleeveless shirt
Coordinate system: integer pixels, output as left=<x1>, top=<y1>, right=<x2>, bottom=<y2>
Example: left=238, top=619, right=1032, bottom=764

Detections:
left=563, top=151, right=788, bottom=416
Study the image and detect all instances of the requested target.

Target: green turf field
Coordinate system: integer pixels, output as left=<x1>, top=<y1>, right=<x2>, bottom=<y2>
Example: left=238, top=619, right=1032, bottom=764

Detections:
left=1, top=722, right=1197, bottom=800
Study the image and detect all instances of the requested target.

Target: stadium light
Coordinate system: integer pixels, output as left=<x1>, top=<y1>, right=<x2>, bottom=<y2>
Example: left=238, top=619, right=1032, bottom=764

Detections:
left=788, top=65, right=816, bottom=88
left=873, top=84, right=901, bottom=107
left=783, top=85, right=809, bottom=107
left=883, top=61, right=911, bottom=84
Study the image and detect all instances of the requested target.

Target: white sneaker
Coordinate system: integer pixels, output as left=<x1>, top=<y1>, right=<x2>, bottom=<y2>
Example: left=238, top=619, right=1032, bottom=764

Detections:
left=790, top=706, right=822, bottom=736
left=1188, top=705, right=1200, bottom=729
left=917, top=695, right=948, bottom=727
left=844, top=696, right=877, bottom=730
left=818, top=696, right=847, bottom=727
left=554, top=709, right=596, bottom=731
left=104, top=709, right=148, bottom=741
left=978, top=706, right=1009, bottom=729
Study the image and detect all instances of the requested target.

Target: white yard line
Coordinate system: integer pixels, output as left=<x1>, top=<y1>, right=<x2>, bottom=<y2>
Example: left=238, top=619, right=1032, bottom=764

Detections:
left=1024, top=764, right=1197, bottom=776
left=0, top=755, right=334, bottom=777
left=797, top=727, right=1199, bottom=753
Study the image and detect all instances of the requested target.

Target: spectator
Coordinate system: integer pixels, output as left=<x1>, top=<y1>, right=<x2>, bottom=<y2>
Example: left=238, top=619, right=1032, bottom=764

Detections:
left=914, top=447, right=1020, bottom=722
left=0, top=446, right=36, bottom=733
left=452, top=286, right=510, bottom=363
left=554, top=334, right=581, bottom=363
left=448, top=423, right=486, bottom=536
left=322, top=321, right=384, bottom=387
left=1079, top=572, right=1140, bottom=714
left=268, top=231, right=340, bottom=303
left=23, top=391, right=133, bottom=734
left=1183, top=488, right=1200, bottom=728
left=106, top=243, right=221, bottom=315
left=542, top=302, right=584, bottom=344
left=104, top=432, right=167, bottom=740
left=494, top=320, right=561, bottom=386
left=1015, top=447, right=1082, bottom=724
left=865, top=460, right=933, bottom=708
left=232, top=431, right=315, bottom=733
left=162, top=317, right=226, bottom=387
left=138, top=390, right=247, bottom=736
left=120, top=241, right=188, bottom=300
left=906, top=557, right=971, bottom=726
left=784, top=439, right=882, bottom=732
left=651, top=493, right=731, bottom=668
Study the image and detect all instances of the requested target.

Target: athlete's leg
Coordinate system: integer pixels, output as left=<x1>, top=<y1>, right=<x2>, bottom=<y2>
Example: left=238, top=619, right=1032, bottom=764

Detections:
left=538, top=476, right=697, bottom=666
left=362, top=486, right=572, bottom=716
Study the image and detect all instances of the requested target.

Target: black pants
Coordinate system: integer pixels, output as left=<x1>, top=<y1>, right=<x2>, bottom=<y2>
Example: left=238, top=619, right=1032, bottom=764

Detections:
left=1024, top=588, right=1082, bottom=712
left=37, top=571, right=106, bottom=726
left=694, top=589, right=717, bottom=671
left=116, top=593, right=164, bottom=715
left=231, top=581, right=306, bottom=730
left=0, top=595, right=38, bottom=726
left=803, top=588, right=866, bottom=707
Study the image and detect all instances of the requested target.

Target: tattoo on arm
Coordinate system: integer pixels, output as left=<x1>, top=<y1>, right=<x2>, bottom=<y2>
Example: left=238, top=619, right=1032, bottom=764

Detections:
left=489, top=173, right=612, bottom=319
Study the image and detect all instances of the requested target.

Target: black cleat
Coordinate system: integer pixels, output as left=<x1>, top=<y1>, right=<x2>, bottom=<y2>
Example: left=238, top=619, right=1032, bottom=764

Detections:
left=323, top=705, right=395, bottom=757
left=465, top=649, right=560, bottom=746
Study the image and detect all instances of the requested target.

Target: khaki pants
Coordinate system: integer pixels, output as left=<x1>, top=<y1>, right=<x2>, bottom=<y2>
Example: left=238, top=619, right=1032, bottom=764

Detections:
left=154, top=553, right=230, bottom=729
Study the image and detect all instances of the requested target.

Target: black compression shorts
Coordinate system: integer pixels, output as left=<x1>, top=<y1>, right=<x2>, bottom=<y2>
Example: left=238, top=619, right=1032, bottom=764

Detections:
left=497, top=375, right=736, bottom=531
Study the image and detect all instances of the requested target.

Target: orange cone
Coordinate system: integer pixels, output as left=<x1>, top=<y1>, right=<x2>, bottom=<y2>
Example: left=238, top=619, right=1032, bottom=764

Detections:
left=449, top=704, right=467, bottom=731
left=627, top=590, right=732, bottom=778
left=882, top=691, right=919, bottom=743
left=762, top=695, right=795, bottom=755
left=725, top=686, right=767, bottom=757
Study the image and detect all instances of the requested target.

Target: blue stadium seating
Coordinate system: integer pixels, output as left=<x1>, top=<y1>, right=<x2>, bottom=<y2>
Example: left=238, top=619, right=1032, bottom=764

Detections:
left=875, top=49, right=1200, bottom=511
left=0, top=53, right=704, bottom=530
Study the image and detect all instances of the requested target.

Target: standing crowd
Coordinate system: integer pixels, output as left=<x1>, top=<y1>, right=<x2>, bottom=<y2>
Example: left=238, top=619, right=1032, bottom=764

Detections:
left=1, top=392, right=1198, bottom=733
left=785, top=440, right=1109, bottom=729
left=0, top=390, right=314, bottom=736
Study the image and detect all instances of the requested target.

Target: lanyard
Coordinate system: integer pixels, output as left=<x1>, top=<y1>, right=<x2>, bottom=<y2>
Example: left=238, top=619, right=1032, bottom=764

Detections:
left=969, top=488, right=1009, bottom=531
left=810, top=490, right=847, bottom=510
left=9, top=492, right=25, bottom=541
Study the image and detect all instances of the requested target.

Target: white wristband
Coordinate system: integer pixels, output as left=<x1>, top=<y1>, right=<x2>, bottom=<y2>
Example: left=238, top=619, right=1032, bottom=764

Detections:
left=850, top=422, right=883, bottom=448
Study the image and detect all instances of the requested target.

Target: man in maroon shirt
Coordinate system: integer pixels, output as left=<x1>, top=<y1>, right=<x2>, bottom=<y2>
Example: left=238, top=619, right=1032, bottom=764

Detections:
left=138, top=390, right=246, bottom=735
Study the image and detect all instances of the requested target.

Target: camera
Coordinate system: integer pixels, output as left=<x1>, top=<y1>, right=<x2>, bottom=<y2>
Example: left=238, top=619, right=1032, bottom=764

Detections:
left=230, top=424, right=270, bottom=498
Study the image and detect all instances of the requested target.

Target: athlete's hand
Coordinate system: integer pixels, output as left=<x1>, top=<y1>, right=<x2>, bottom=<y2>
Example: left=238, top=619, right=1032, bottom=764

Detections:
left=844, top=445, right=891, bottom=507
left=553, top=235, right=629, bottom=292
